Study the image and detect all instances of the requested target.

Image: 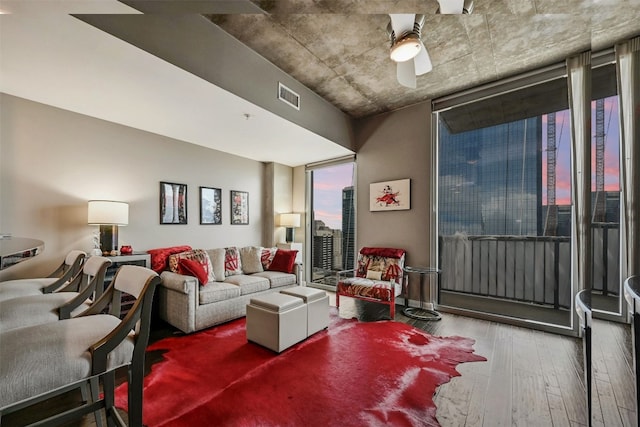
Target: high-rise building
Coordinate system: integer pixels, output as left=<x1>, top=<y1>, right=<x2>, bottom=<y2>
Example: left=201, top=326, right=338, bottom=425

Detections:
left=332, top=229, right=343, bottom=270
left=438, top=118, right=543, bottom=236
left=313, top=235, right=334, bottom=271
left=342, top=186, right=355, bottom=270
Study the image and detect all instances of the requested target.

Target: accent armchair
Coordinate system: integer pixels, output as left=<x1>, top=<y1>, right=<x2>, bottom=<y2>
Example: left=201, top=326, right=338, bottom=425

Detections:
left=336, top=247, right=406, bottom=318
left=0, top=249, right=86, bottom=302
left=0, top=265, right=161, bottom=427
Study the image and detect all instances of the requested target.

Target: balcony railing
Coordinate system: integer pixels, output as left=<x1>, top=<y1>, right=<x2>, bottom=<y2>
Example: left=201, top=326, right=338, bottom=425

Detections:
left=439, top=223, right=619, bottom=309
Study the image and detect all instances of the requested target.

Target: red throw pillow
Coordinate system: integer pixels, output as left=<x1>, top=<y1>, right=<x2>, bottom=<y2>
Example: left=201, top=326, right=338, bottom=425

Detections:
left=268, top=249, right=298, bottom=274
left=178, top=258, right=208, bottom=286
left=147, top=245, right=193, bottom=273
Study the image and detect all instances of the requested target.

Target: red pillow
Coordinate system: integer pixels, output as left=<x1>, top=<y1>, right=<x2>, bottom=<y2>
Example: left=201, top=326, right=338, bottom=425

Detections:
left=178, top=258, right=208, bottom=286
left=147, top=245, right=192, bottom=273
left=268, top=249, right=298, bottom=274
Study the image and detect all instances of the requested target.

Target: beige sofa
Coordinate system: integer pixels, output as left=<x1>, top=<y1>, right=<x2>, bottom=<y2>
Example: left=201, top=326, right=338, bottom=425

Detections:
left=157, top=246, right=299, bottom=334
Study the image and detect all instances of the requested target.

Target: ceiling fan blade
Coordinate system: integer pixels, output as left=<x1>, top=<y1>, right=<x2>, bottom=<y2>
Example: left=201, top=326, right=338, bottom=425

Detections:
left=414, top=41, right=433, bottom=75
left=389, top=14, right=416, bottom=37
left=397, top=60, right=416, bottom=88
left=437, top=0, right=464, bottom=14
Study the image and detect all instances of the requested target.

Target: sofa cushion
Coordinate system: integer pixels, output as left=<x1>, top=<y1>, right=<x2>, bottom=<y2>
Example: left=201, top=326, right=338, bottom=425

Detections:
left=253, top=271, right=297, bottom=288
left=199, top=282, right=242, bottom=305
left=260, top=247, right=277, bottom=270
left=240, top=246, right=263, bottom=274
left=178, top=258, right=208, bottom=286
left=168, top=250, right=215, bottom=283
left=206, top=248, right=226, bottom=282
left=147, top=245, right=192, bottom=273
left=268, top=249, right=298, bottom=274
left=224, top=247, right=243, bottom=277
left=223, top=275, right=269, bottom=295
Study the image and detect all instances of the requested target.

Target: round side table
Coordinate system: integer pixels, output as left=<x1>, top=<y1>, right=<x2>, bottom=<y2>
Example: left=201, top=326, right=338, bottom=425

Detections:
left=402, top=266, right=441, bottom=321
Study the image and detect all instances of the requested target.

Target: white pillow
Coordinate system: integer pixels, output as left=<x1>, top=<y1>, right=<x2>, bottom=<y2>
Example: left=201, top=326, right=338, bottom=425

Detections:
left=366, top=270, right=382, bottom=280
left=240, top=246, right=264, bottom=274
left=206, top=248, right=226, bottom=282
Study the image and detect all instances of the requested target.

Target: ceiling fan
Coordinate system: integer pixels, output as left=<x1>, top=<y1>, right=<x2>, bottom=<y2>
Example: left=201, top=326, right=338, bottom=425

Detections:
left=387, top=14, right=430, bottom=89
left=387, top=1, right=473, bottom=88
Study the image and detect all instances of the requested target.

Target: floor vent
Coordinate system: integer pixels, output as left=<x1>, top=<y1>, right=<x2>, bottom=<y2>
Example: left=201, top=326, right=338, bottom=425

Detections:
left=278, top=82, right=300, bottom=110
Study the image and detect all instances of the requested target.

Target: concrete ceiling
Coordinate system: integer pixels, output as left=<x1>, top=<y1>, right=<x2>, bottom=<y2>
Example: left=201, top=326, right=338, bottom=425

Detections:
left=1, top=1, right=639, bottom=167
left=209, top=0, right=640, bottom=118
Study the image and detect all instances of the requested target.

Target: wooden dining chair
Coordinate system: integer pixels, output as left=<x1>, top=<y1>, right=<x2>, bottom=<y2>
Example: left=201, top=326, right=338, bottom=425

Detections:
left=0, top=250, right=86, bottom=302
left=0, top=256, right=112, bottom=332
left=0, top=265, right=161, bottom=427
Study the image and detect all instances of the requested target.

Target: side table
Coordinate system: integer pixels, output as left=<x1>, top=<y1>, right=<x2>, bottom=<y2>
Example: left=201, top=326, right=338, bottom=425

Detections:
left=403, top=266, right=441, bottom=321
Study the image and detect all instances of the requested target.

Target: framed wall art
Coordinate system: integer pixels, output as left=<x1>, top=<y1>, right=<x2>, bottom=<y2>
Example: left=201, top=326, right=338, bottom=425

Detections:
left=369, top=179, right=410, bottom=211
left=230, top=190, right=249, bottom=225
left=160, top=181, right=188, bottom=224
left=200, top=186, right=222, bottom=225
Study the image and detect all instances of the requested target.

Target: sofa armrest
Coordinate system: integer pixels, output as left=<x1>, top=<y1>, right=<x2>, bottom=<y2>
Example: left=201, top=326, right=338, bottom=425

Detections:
left=293, top=262, right=302, bottom=284
left=160, top=271, right=199, bottom=295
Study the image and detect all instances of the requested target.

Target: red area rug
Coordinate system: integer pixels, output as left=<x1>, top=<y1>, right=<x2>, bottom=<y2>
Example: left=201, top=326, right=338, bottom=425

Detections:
left=115, top=310, right=486, bottom=426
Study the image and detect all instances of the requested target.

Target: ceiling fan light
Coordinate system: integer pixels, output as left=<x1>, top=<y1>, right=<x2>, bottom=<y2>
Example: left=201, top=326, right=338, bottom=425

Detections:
left=390, top=33, right=421, bottom=62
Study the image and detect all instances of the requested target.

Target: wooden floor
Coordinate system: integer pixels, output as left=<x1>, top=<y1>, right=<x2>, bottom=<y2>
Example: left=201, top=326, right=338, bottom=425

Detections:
left=3, top=293, right=636, bottom=427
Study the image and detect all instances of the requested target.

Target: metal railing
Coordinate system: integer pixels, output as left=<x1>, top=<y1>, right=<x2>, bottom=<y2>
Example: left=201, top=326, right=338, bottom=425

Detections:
left=439, top=224, right=619, bottom=309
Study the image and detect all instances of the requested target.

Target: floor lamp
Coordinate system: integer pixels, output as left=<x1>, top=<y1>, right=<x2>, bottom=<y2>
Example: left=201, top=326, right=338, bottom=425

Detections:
left=88, top=200, right=129, bottom=255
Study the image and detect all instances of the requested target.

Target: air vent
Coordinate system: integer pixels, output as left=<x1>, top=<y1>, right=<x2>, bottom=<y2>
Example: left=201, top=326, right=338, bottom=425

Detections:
left=278, top=82, right=300, bottom=110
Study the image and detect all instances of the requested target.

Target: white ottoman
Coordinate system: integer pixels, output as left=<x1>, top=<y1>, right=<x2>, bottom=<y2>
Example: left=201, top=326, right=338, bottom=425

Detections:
left=246, top=293, right=308, bottom=353
left=281, top=287, right=329, bottom=337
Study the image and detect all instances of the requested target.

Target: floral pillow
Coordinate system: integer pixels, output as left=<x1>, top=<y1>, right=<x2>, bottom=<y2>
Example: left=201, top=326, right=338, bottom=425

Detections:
left=260, top=247, right=278, bottom=270
left=356, top=251, right=404, bottom=283
left=168, top=249, right=215, bottom=283
left=224, top=246, right=243, bottom=276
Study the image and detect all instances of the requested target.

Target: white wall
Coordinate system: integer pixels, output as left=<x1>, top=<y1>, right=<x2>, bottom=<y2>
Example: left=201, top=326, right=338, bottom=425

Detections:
left=0, top=94, right=265, bottom=280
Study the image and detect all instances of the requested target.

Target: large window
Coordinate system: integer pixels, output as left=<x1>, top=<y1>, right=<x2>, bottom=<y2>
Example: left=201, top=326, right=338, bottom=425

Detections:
left=435, top=70, right=575, bottom=330
left=434, top=53, right=626, bottom=332
left=307, top=161, right=355, bottom=290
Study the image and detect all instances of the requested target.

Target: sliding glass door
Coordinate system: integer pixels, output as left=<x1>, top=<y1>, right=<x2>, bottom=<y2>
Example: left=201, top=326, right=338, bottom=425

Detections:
left=434, top=49, right=629, bottom=333
left=434, top=66, right=576, bottom=332
left=306, top=161, right=355, bottom=291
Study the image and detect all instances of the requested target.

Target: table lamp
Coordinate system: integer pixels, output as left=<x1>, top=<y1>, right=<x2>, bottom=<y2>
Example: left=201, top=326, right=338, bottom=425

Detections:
left=88, top=200, right=129, bottom=255
left=279, top=213, right=301, bottom=243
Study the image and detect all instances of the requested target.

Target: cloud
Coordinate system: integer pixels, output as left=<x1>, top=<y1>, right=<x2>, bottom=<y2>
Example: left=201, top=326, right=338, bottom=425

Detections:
left=314, top=209, right=343, bottom=229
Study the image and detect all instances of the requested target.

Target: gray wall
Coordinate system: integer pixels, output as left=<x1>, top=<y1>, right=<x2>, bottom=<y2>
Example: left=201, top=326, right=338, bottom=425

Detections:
left=354, top=101, right=433, bottom=300
left=0, top=94, right=268, bottom=280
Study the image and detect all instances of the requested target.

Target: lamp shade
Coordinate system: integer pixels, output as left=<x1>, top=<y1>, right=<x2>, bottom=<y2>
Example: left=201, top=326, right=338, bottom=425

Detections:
left=87, top=200, right=129, bottom=225
left=279, top=213, right=300, bottom=228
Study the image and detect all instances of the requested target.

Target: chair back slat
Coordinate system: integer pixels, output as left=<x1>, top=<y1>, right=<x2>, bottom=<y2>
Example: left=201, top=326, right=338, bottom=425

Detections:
left=83, top=256, right=110, bottom=277
left=65, top=250, right=86, bottom=266
left=113, top=265, right=158, bottom=299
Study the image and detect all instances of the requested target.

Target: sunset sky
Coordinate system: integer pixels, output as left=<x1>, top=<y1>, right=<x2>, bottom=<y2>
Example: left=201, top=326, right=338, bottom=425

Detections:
left=312, top=163, right=354, bottom=230
left=541, top=96, right=620, bottom=205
